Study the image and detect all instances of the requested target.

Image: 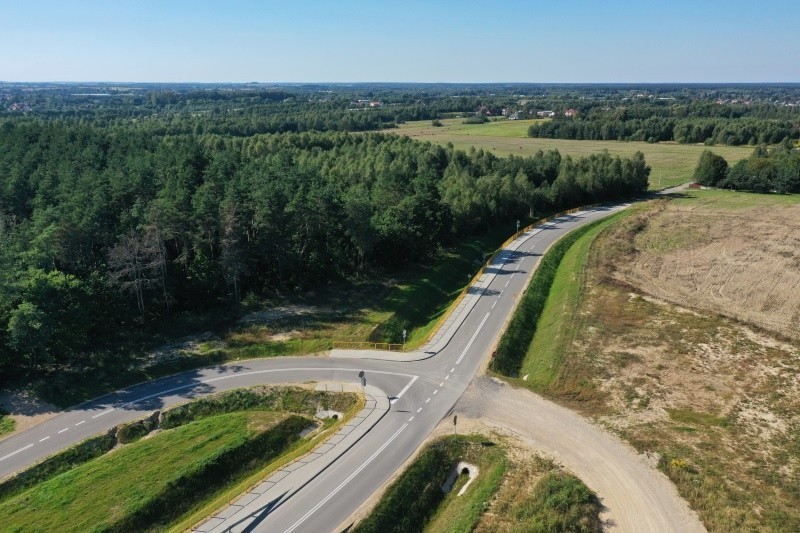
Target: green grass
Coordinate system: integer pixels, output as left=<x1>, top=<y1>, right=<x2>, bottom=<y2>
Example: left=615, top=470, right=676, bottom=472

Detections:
left=518, top=214, right=624, bottom=390
left=398, top=118, right=754, bottom=190
left=355, top=435, right=506, bottom=533
left=423, top=438, right=507, bottom=533
left=0, top=412, right=309, bottom=532
left=0, top=409, right=14, bottom=437
left=668, top=408, right=729, bottom=428
left=510, top=471, right=603, bottom=532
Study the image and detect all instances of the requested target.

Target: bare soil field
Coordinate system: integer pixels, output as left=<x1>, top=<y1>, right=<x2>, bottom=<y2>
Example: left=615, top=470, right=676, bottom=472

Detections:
left=550, top=190, right=800, bottom=531
left=613, top=192, right=800, bottom=340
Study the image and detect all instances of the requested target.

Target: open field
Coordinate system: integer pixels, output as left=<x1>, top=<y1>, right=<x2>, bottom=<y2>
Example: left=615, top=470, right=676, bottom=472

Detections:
left=0, top=412, right=308, bottom=531
left=616, top=189, right=800, bottom=340
left=396, top=118, right=754, bottom=189
left=509, top=190, right=800, bottom=531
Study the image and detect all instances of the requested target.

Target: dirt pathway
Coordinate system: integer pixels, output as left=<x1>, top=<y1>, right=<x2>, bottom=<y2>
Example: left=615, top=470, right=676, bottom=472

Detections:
left=450, top=376, right=705, bottom=532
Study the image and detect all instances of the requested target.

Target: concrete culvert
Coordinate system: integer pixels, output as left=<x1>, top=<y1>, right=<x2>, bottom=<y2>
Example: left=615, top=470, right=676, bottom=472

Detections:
left=441, top=462, right=479, bottom=496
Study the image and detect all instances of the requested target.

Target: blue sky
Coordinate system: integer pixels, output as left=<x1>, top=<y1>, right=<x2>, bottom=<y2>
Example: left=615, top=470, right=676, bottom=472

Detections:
left=1, top=0, right=798, bottom=83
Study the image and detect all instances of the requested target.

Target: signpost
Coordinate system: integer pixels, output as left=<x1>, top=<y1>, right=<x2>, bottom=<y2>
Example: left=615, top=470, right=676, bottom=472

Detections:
left=453, top=414, right=458, bottom=435
left=402, top=329, right=407, bottom=347
left=359, top=370, right=366, bottom=388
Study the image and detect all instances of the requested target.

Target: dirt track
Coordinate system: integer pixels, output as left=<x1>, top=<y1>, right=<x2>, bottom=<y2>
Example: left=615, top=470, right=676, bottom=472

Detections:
left=450, top=376, right=706, bottom=533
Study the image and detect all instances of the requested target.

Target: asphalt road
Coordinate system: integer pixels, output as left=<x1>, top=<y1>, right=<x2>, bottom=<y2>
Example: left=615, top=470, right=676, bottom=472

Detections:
left=0, top=203, right=672, bottom=532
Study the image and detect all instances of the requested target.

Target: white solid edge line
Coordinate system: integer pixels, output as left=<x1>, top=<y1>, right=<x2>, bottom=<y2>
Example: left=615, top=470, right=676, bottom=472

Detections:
left=283, top=423, right=409, bottom=533
left=0, top=443, right=33, bottom=462
left=455, top=313, right=491, bottom=365
left=119, top=367, right=417, bottom=408
left=394, top=375, right=418, bottom=401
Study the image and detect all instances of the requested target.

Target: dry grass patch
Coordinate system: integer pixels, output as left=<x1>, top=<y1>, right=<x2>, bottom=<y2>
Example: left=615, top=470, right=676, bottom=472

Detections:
left=609, top=191, right=800, bottom=340
left=545, top=192, right=800, bottom=531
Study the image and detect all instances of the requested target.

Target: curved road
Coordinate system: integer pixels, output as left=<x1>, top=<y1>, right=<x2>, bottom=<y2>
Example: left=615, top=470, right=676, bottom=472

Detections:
left=0, top=202, right=701, bottom=532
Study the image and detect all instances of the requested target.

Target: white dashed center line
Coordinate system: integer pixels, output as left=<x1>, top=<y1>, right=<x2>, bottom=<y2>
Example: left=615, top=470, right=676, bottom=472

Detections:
left=0, top=444, right=33, bottom=462
left=39, top=436, right=50, bottom=442
left=92, top=409, right=114, bottom=419
left=444, top=375, right=449, bottom=380
left=451, top=368, right=455, bottom=373
left=417, top=407, right=422, bottom=413
left=491, top=301, right=497, bottom=309
left=425, top=398, right=431, bottom=403
left=433, top=390, right=438, bottom=395
left=75, top=420, right=85, bottom=426
left=439, top=382, right=444, bottom=387
left=58, top=428, right=68, bottom=434
left=408, top=416, right=414, bottom=422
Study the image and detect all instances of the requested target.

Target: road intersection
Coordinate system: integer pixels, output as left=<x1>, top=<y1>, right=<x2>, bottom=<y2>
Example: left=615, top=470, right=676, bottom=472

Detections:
left=0, top=203, right=697, bottom=532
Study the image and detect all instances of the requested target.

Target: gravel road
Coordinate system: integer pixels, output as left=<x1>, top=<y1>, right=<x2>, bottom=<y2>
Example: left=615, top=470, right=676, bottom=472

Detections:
left=452, top=376, right=706, bottom=532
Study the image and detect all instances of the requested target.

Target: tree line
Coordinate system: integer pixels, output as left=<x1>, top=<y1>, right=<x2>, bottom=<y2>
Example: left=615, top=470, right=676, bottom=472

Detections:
left=528, top=116, right=799, bottom=146
left=0, top=121, right=649, bottom=380
left=693, top=142, right=800, bottom=193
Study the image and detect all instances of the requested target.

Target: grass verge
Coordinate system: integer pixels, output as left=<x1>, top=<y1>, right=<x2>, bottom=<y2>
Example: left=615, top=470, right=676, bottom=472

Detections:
left=354, top=435, right=506, bottom=533
left=170, top=391, right=364, bottom=532
left=0, top=386, right=358, bottom=506
left=0, top=412, right=310, bottom=532
left=498, top=190, right=800, bottom=530
left=516, top=213, right=625, bottom=403
left=490, top=212, right=624, bottom=377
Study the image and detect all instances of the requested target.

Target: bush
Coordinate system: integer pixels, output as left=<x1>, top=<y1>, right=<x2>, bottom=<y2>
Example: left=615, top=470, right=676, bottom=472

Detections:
left=517, top=471, right=602, bottom=532
left=117, top=412, right=159, bottom=444
left=160, top=386, right=357, bottom=429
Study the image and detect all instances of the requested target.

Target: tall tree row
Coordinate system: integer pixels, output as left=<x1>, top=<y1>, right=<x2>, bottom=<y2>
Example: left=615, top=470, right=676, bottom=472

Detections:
left=0, top=123, right=649, bottom=379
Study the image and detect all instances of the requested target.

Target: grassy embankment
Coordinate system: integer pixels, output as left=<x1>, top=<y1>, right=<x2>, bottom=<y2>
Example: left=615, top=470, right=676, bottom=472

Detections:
left=0, top=412, right=307, bottom=531
left=494, top=189, right=800, bottom=531
left=397, top=118, right=753, bottom=190
left=0, top=386, right=360, bottom=532
left=354, top=434, right=601, bottom=533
